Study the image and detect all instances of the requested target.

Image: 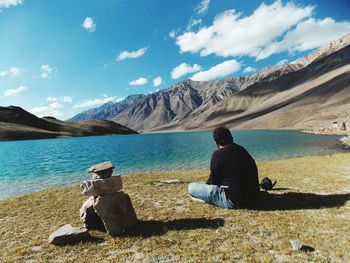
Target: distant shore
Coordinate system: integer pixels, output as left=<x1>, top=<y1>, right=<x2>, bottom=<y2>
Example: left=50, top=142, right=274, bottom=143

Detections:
left=1, top=153, right=350, bottom=262
left=301, top=129, right=350, bottom=147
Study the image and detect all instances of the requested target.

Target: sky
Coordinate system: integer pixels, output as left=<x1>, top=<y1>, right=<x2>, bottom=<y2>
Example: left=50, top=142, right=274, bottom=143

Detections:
left=0, top=0, right=349, bottom=120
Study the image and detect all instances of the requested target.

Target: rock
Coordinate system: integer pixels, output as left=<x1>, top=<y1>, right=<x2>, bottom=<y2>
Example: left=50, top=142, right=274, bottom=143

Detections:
left=48, top=224, right=90, bottom=245
left=86, top=161, right=114, bottom=173
left=80, top=197, right=105, bottom=231
left=80, top=176, right=123, bottom=196
left=93, top=192, right=137, bottom=236
left=80, top=192, right=137, bottom=237
left=290, top=239, right=303, bottom=250
left=162, top=179, right=180, bottom=184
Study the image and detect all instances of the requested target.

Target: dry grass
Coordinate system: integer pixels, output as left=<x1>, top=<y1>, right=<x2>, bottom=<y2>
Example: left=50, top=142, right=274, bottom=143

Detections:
left=1, top=154, right=350, bottom=262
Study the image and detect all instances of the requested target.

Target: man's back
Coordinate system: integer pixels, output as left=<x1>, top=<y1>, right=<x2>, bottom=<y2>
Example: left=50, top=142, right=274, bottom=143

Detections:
left=208, top=143, right=259, bottom=206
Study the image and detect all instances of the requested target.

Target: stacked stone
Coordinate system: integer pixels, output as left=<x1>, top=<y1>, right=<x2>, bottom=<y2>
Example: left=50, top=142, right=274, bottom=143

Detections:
left=80, top=161, right=137, bottom=237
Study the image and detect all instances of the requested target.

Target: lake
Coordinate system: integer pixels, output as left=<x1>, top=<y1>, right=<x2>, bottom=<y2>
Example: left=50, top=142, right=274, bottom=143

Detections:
left=0, top=130, right=346, bottom=200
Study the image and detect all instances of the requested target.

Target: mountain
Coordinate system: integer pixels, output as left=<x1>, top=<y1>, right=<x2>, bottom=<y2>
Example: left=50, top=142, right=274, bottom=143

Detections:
left=175, top=34, right=350, bottom=131
left=0, top=106, right=138, bottom=141
left=69, top=94, right=146, bottom=122
left=71, top=34, right=350, bottom=132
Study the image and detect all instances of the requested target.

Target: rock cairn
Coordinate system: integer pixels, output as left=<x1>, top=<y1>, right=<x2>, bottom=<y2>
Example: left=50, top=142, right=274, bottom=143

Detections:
left=80, top=161, right=137, bottom=237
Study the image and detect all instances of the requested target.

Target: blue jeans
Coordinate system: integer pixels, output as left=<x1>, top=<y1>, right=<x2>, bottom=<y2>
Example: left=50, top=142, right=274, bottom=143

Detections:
left=188, top=182, right=235, bottom=209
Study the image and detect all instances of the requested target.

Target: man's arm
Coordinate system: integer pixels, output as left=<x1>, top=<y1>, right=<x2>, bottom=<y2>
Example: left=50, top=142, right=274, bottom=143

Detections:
left=206, top=151, right=222, bottom=185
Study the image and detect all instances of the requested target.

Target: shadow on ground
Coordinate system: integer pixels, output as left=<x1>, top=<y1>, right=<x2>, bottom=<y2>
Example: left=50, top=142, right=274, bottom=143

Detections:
left=254, top=192, right=350, bottom=211
left=122, top=218, right=225, bottom=238
left=61, top=236, right=105, bottom=246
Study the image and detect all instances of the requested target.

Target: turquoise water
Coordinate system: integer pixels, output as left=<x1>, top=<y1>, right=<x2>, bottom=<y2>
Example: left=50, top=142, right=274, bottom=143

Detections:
left=0, top=130, right=346, bottom=200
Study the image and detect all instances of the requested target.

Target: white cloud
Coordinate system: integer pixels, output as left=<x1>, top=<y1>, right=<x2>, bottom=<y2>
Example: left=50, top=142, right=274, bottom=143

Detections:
left=39, top=64, right=56, bottom=79
left=73, top=95, right=119, bottom=109
left=196, top=0, right=210, bottom=16
left=187, top=17, right=202, bottom=31
left=0, top=67, right=23, bottom=77
left=276, top=59, right=289, bottom=67
left=47, top=96, right=72, bottom=103
left=117, top=47, right=148, bottom=61
left=0, top=0, right=23, bottom=8
left=129, top=77, right=148, bottom=86
left=9, top=67, right=21, bottom=76
left=171, top=63, right=201, bottom=79
left=153, top=77, right=162, bottom=87
left=243, top=66, right=257, bottom=74
left=3, top=85, right=27, bottom=97
left=191, top=60, right=241, bottom=81
left=29, top=97, right=71, bottom=118
left=176, top=1, right=314, bottom=59
left=169, top=28, right=181, bottom=39
left=256, top=17, right=350, bottom=60
left=49, top=102, right=63, bottom=109
left=82, top=17, right=96, bottom=32
left=29, top=106, right=63, bottom=118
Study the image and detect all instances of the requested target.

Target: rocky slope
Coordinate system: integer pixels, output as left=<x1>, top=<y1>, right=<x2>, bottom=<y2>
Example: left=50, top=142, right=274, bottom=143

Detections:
left=70, top=34, right=350, bottom=132
left=0, top=106, right=138, bottom=141
left=69, top=94, right=146, bottom=122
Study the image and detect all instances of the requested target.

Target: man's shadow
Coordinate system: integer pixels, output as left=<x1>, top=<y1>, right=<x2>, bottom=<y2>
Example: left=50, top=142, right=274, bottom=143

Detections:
left=253, top=192, right=350, bottom=211
left=121, top=218, right=225, bottom=238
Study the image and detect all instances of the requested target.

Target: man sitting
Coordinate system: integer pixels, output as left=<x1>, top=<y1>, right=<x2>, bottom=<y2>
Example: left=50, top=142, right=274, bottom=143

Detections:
left=188, top=127, right=259, bottom=209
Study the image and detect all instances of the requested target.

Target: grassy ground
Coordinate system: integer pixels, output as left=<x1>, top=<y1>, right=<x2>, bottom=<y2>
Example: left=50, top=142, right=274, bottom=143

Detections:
left=1, top=154, right=350, bottom=262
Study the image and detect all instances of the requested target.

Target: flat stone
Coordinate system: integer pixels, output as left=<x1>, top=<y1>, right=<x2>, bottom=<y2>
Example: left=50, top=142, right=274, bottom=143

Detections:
left=86, top=161, right=114, bottom=173
left=80, top=176, right=123, bottom=196
left=48, top=224, right=90, bottom=245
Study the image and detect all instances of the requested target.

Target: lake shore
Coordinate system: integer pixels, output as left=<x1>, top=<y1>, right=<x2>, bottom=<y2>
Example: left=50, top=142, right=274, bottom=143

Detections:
left=301, top=129, right=350, bottom=147
left=1, top=153, right=350, bottom=262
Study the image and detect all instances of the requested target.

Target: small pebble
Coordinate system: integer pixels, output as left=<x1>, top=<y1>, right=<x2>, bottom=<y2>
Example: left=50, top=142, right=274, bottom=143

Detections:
left=290, top=239, right=303, bottom=250
left=162, top=179, right=180, bottom=184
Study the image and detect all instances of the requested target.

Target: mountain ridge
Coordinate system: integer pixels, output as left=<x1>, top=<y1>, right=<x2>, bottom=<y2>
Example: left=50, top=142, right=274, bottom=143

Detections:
left=0, top=106, right=138, bottom=141
left=70, top=33, right=350, bottom=132
left=69, top=94, right=146, bottom=122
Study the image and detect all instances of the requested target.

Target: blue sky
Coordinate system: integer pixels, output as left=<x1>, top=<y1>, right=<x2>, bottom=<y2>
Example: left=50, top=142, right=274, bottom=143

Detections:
left=0, top=0, right=349, bottom=119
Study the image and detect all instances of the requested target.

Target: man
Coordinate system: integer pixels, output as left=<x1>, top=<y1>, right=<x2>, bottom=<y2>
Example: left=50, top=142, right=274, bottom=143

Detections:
left=188, top=127, right=259, bottom=209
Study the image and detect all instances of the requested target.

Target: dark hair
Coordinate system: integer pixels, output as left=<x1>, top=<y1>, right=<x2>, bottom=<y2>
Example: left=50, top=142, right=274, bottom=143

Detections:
left=213, top=127, right=233, bottom=146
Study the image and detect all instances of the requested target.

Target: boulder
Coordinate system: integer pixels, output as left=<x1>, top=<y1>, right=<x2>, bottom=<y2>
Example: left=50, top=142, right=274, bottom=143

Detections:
left=80, top=192, right=137, bottom=236
left=48, top=224, right=90, bottom=245
left=80, top=197, right=105, bottom=231
left=93, top=192, right=137, bottom=236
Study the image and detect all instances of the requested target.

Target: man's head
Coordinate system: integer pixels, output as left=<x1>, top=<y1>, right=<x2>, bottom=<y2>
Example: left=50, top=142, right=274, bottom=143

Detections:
left=213, top=127, right=233, bottom=147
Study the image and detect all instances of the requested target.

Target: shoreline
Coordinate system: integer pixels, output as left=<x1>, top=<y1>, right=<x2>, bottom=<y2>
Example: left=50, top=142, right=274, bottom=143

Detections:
left=301, top=129, right=350, bottom=147
left=1, top=152, right=349, bottom=202
left=0, top=130, right=347, bottom=201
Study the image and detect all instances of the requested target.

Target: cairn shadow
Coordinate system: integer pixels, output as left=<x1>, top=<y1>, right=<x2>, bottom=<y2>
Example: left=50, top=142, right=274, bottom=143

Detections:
left=253, top=192, right=350, bottom=211
left=122, top=218, right=225, bottom=238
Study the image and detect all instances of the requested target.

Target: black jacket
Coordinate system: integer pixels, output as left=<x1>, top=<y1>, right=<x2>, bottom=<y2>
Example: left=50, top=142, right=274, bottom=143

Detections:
left=207, top=143, right=259, bottom=206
